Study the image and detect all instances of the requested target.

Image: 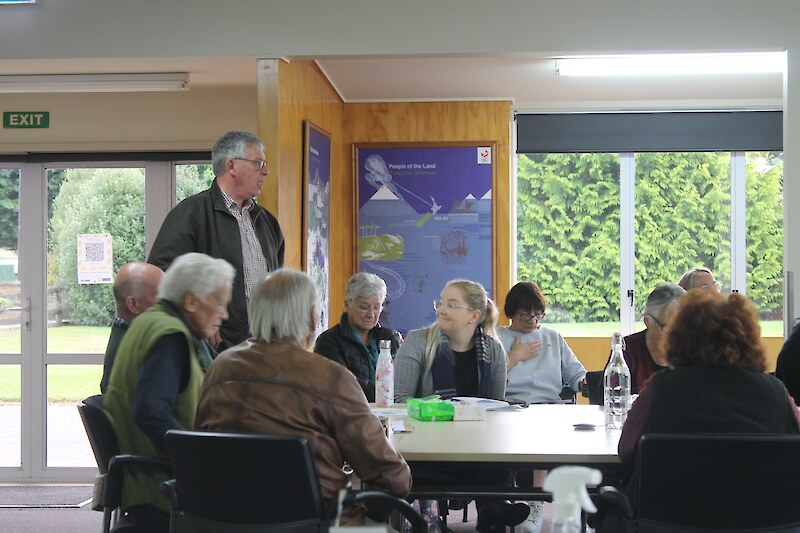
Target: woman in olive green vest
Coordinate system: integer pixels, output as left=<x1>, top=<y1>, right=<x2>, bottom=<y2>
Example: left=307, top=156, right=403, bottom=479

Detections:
left=104, top=252, right=235, bottom=532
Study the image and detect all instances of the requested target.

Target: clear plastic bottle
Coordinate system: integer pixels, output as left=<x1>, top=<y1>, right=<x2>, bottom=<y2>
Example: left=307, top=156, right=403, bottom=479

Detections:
left=375, top=339, right=394, bottom=407
left=603, top=332, right=631, bottom=429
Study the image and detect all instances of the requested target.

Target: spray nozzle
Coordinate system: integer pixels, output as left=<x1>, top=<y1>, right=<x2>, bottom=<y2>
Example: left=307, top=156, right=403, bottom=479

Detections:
left=543, top=466, right=602, bottom=523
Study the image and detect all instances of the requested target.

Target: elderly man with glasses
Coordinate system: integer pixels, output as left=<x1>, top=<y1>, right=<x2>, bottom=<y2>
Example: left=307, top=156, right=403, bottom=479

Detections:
left=607, top=283, right=686, bottom=394
left=314, top=272, right=402, bottom=402
left=149, top=131, right=284, bottom=352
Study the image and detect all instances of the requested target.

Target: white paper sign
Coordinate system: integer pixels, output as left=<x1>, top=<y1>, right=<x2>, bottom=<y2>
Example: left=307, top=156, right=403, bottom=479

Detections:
left=77, top=234, right=113, bottom=284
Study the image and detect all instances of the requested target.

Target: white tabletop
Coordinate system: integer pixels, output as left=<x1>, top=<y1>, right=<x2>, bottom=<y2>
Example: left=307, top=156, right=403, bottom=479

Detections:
left=382, top=404, right=621, bottom=466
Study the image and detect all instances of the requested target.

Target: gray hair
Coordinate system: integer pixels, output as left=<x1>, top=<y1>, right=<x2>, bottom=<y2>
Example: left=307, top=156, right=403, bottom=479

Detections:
left=211, top=131, right=265, bottom=176
left=250, top=269, right=317, bottom=343
left=677, top=267, right=714, bottom=290
left=644, top=282, right=686, bottom=316
left=345, top=272, right=387, bottom=303
left=158, top=253, right=235, bottom=303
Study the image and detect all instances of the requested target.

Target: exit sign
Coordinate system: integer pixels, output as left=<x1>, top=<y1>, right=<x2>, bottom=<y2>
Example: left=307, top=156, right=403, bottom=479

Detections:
left=3, top=111, right=49, bottom=129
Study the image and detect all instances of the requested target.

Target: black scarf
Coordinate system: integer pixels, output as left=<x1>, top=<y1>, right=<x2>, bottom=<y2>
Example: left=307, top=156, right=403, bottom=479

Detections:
left=431, top=325, right=493, bottom=399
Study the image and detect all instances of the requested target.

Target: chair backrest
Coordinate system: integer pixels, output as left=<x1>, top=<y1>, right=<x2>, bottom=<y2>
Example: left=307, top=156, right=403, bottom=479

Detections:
left=559, top=384, right=577, bottom=404
left=634, top=433, right=800, bottom=530
left=164, top=430, right=328, bottom=526
left=77, top=394, right=119, bottom=474
left=583, top=370, right=604, bottom=405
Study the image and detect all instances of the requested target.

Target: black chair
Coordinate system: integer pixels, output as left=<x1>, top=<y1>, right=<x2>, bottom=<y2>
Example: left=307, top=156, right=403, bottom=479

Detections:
left=582, top=370, right=604, bottom=405
left=559, top=384, right=577, bottom=404
left=161, top=429, right=430, bottom=533
left=597, top=433, right=800, bottom=532
left=77, top=394, right=172, bottom=533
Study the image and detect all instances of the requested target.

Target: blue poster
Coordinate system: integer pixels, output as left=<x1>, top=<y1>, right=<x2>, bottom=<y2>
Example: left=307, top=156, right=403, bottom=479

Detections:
left=305, top=123, right=331, bottom=335
left=356, top=144, right=494, bottom=335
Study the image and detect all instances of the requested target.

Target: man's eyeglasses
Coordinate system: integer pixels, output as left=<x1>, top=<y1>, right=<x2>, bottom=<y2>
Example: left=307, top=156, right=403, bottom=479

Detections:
left=516, top=311, right=545, bottom=322
left=433, top=299, right=473, bottom=312
left=234, top=158, right=267, bottom=170
left=647, top=312, right=667, bottom=329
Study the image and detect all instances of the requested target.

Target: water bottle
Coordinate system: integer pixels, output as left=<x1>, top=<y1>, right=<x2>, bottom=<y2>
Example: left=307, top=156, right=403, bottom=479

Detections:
left=375, top=339, right=394, bottom=407
left=603, top=332, right=631, bottom=429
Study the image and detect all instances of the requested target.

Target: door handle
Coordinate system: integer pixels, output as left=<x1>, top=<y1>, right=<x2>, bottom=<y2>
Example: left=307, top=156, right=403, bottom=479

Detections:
left=9, top=297, right=32, bottom=332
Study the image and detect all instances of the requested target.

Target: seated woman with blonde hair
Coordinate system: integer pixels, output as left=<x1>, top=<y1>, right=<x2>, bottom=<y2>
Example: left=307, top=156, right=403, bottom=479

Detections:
left=394, top=278, right=529, bottom=532
left=394, top=278, right=506, bottom=402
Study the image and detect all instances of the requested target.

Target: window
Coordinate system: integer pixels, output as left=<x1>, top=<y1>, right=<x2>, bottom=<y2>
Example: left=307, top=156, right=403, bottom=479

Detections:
left=515, top=112, right=783, bottom=339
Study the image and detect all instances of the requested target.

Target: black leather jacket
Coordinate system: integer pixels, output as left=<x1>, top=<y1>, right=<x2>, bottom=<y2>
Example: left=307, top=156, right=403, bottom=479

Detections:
left=148, top=180, right=284, bottom=349
left=314, top=312, right=402, bottom=402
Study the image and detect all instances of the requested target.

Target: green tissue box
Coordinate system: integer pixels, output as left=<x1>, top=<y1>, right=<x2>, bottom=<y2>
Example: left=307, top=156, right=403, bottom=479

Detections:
left=407, top=397, right=454, bottom=421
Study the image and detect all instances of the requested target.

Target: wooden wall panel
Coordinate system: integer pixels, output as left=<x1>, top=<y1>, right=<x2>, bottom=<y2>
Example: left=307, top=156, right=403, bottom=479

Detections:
left=569, top=335, right=782, bottom=373
left=257, top=59, right=346, bottom=310
left=342, top=101, right=513, bottom=312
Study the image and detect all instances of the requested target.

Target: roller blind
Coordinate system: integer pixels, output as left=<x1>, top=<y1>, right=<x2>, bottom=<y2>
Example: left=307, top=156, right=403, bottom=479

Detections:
left=516, top=111, right=782, bottom=153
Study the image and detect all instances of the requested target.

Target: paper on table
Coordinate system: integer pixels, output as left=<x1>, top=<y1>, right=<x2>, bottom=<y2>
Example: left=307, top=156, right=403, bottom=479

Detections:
left=371, top=407, right=407, bottom=417
left=391, top=419, right=411, bottom=433
left=451, top=397, right=512, bottom=411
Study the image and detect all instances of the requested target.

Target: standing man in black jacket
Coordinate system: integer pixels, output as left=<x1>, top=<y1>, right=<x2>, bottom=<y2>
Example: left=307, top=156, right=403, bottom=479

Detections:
left=314, top=272, right=402, bottom=401
left=148, top=131, right=284, bottom=351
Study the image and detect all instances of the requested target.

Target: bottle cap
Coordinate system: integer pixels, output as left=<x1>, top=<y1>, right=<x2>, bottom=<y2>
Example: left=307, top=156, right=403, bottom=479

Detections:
left=379, top=339, right=391, bottom=350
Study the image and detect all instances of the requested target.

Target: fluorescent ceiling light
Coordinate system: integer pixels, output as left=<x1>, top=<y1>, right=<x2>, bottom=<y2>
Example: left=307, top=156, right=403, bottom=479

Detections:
left=555, top=52, right=785, bottom=77
left=0, top=73, right=190, bottom=93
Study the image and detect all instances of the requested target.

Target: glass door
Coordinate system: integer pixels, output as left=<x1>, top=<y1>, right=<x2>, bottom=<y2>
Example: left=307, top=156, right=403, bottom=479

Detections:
left=0, top=167, right=21, bottom=470
left=45, top=165, right=146, bottom=470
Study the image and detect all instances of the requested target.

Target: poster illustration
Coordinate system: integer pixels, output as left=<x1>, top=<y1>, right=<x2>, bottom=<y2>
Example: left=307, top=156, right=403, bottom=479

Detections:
left=304, top=121, right=331, bottom=336
left=355, top=143, right=495, bottom=335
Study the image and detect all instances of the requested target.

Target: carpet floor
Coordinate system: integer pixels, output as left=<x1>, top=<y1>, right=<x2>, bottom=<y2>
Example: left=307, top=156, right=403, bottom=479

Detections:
left=0, top=484, right=93, bottom=508
left=0, top=485, right=100, bottom=533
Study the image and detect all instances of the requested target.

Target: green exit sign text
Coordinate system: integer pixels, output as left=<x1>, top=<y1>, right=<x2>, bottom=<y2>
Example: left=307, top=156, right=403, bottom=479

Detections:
left=3, top=111, right=50, bottom=129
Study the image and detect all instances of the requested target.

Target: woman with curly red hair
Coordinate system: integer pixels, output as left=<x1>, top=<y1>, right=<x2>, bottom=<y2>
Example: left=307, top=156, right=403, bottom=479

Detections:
left=618, top=289, right=800, bottom=477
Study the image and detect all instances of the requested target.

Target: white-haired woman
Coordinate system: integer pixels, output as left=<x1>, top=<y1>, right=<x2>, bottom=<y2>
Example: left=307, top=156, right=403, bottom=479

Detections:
left=196, top=269, right=412, bottom=527
left=104, top=252, right=235, bottom=532
left=393, top=278, right=528, bottom=532
left=314, top=272, right=402, bottom=401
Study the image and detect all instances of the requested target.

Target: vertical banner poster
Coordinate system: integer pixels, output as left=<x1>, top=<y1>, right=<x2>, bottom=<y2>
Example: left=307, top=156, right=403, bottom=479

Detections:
left=355, top=143, right=495, bottom=335
left=304, top=121, right=332, bottom=337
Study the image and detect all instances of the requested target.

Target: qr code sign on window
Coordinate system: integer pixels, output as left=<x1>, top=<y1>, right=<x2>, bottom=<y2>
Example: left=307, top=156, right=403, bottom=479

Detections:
left=85, top=242, right=105, bottom=263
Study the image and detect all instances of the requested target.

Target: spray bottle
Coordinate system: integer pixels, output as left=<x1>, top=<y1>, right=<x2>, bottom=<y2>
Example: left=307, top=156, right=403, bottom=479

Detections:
left=543, top=466, right=602, bottom=533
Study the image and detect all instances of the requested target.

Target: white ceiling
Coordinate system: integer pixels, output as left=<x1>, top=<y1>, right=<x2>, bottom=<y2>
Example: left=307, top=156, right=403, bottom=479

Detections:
left=0, top=54, right=784, bottom=111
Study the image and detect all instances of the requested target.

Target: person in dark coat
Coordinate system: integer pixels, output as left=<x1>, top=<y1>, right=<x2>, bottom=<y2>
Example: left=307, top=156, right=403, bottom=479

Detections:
left=596, top=290, right=800, bottom=533
left=148, top=131, right=284, bottom=351
left=776, top=321, right=800, bottom=402
left=618, top=289, right=800, bottom=480
left=100, top=262, right=164, bottom=393
left=314, top=272, right=401, bottom=401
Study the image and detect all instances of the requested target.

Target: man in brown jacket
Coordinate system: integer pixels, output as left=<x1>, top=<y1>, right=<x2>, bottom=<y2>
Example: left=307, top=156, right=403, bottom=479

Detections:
left=195, top=268, right=411, bottom=526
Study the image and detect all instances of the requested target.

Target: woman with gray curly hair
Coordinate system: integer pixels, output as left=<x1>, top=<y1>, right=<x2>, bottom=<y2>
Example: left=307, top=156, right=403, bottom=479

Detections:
left=314, top=272, right=402, bottom=401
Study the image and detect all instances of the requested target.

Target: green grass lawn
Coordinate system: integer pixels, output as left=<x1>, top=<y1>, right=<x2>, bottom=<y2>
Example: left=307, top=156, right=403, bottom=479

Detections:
left=0, top=325, right=107, bottom=402
left=0, top=321, right=787, bottom=402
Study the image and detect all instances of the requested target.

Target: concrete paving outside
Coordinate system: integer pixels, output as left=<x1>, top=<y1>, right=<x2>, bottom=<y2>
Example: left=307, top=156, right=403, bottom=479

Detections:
left=0, top=403, right=96, bottom=471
